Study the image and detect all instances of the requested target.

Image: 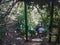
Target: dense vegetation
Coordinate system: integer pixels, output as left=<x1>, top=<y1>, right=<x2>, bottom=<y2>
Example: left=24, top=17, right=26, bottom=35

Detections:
left=0, top=0, right=60, bottom=43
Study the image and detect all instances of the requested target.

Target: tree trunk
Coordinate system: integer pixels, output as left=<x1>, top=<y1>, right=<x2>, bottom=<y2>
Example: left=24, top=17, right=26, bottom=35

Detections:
left=49, top=0, right=54, bottom=43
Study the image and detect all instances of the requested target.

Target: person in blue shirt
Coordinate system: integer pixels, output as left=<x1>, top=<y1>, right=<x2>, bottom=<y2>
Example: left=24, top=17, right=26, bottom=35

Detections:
left=38, top=26, right=45, bottom=38
left=36, top=24, right=45, bottom=38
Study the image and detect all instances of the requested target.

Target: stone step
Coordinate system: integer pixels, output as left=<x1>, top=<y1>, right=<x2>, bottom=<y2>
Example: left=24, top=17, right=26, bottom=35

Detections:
left=32, top=38, right=43, bottom=41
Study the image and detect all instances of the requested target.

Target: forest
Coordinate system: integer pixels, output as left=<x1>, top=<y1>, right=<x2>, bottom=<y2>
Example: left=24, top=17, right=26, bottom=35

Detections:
left=0, top=0, right=60, bottom=45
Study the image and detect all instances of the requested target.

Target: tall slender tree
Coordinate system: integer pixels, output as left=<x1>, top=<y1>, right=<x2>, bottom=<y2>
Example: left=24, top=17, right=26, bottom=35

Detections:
left=49, top=0, right=54, bottom=43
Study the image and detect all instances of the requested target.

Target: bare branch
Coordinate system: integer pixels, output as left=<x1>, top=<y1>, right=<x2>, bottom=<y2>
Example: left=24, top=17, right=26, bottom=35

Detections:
left=0, top=0, right=13, bottom=5
left=2, top=0, right=18, bottom=18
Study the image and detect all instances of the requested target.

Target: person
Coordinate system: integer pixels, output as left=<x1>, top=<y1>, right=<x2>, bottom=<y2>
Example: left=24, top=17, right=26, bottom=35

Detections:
left=29, top=27, right=35, bottom=38
left=36, top=24, right=45, bottom=38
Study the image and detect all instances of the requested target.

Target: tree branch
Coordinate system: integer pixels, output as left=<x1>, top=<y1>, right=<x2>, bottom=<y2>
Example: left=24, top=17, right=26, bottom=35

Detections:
left=2, top=0, right=18, bottom=18
left=0, top=0, right=13, bottom=5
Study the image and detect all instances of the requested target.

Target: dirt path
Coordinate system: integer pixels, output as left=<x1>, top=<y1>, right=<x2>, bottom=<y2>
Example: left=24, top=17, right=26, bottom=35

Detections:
left=2, top=28, right=49, bottom=45
left=3, top=28, right=24, bottom=45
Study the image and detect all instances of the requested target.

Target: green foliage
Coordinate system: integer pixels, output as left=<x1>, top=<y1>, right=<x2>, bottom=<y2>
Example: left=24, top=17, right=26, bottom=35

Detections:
left=0, top=30, right=5, bottom=40
left=0, top=0, right=60, bottom=40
